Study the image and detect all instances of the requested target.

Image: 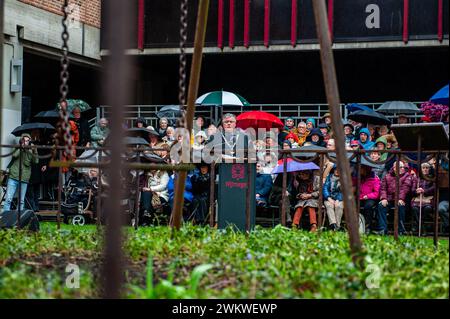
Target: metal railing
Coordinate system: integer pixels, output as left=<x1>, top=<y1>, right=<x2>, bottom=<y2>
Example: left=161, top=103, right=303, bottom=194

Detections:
left=96, top=102, right=425, bottom=128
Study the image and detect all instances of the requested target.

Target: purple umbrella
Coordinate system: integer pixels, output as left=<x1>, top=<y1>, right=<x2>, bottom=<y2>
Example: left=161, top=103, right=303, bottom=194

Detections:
left=271, top=158, right=320, bottom=174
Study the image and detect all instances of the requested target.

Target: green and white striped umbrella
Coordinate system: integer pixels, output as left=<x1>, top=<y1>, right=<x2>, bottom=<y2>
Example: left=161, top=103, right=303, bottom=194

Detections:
left=196, top=91, right=250, bottom=106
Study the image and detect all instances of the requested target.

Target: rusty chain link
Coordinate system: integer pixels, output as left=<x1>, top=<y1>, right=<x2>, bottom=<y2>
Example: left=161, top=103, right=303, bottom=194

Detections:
left=58, top=0, right=74, bottom=161
left=177, top=0, right=189, bottom=129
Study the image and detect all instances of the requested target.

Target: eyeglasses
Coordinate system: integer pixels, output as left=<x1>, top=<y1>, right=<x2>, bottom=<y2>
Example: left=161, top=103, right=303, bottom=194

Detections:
left=224, top=120, right=236, bottom=124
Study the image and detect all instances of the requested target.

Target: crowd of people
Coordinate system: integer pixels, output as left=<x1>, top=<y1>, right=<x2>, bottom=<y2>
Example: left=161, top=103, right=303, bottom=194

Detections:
left=1, top=106, right=449, bottom=236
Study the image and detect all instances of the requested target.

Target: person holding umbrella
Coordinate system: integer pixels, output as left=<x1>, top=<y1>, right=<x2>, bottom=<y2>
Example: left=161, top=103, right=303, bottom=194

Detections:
left=291, top=169, right=320, bottom=232
left=2, top=134, right=39, bottom=212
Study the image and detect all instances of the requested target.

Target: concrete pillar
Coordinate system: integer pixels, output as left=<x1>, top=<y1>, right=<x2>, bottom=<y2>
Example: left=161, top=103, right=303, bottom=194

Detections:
left=1, top=29, right=23, bottom=170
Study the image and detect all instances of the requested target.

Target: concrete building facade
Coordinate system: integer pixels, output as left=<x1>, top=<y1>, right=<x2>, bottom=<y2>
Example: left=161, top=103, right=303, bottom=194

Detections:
left=1, top=0, right=101, bottom=168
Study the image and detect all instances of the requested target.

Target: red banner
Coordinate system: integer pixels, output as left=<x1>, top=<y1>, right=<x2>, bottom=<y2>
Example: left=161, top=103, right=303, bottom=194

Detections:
left=229, top=0, right=235, bottom=48
left=218, top=0, right=224, bottom=49
left=403, top=0, right=409, bottom=43
left=291, top=0, right=297, bottom=47
left=264, top=0, right=271, bottom=47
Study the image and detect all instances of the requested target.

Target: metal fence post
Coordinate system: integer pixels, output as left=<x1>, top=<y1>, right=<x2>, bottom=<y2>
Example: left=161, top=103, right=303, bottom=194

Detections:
left=209, top=162, right=216, bottom=227
left=318, top=153, right=324, bottom=229
left=281, top=152, right=288, bottom=226
left=394, top=155, right=400, bottom=240
left=434, top=152, right=441, bottom=247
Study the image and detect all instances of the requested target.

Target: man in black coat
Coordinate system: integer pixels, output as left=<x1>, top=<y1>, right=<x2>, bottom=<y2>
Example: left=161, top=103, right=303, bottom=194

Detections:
left=205, top=113, right=255, bottom=163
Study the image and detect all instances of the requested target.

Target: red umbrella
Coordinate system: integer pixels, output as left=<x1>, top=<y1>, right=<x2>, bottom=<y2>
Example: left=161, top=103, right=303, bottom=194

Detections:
left=236, top=111, right=284, bottom=131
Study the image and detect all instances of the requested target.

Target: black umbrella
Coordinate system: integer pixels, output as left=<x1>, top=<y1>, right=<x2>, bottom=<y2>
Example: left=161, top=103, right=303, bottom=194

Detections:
left=294, top=145, right=327, bottom=158
left=126, top=127, right=159, bottom=142
left=105, top=136, right=149, bottom=146
left=328, top=151, right=384, bottom=169
left=34, top=110, right=74, bottom=121
left=157, top=105, right=182, bottom=120
left=347, top=110, right=391, bottom=126
left=127, top=152, right=165, bottom=163
left=376, top=101, right=421, bottom=114
left=12, top=122, right=55, bottom=137
left=123, top=136, right=150, bottom=146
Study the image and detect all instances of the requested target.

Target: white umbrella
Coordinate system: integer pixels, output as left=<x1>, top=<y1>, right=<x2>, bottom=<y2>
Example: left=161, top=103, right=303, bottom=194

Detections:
left=196, top=90, right=250, bottom=106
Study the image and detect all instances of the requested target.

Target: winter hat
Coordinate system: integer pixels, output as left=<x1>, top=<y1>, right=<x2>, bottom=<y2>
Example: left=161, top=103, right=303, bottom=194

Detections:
left=306, top=118, right=316, bottom=127
left=359, top=128, right=371, bottom=139
left=342, top=121, right=354, bottom=132
left=285, top=132, right=299, bottom=143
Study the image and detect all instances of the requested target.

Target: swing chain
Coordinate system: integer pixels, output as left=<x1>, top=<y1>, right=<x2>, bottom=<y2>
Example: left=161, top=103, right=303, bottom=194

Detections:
left=177, top=0, right=189, bottom=129
left=58, top=0, right=73, bottom=160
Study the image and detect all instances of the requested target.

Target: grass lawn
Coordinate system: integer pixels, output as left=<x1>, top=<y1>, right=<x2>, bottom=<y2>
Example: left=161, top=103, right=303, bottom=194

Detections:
left=0, top=222, right=448, bottom=299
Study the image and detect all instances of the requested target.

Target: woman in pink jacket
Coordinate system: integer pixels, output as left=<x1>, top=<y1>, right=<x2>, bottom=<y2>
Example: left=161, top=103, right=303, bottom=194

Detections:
left=359, top=165, right=381, bottom=234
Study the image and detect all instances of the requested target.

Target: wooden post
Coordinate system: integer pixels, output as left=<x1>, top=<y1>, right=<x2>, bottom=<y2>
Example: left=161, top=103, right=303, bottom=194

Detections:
left=312, top=0, right=363, bottom=268
left=171, top=0, right=210, bottom=231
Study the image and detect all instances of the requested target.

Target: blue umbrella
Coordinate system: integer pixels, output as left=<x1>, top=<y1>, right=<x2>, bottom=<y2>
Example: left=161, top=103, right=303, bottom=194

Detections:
left=271, top=158, right=320, bottom=174
left=430, top=84, right=449, bottom=106
left=346, top=103, right=374, bottom=113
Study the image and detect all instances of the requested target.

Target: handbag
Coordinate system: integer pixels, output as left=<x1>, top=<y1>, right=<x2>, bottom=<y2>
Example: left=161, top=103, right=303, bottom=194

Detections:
left=412, top=195, right=433, bottom=206
left=151, top=192, right=164, bottom=213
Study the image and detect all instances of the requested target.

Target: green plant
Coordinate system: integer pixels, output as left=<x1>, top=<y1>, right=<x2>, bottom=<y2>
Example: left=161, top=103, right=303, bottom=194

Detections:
left=128, top=254, right=213, bottom=299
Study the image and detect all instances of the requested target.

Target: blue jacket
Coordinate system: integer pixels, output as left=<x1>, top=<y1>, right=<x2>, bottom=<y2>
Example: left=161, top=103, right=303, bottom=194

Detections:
left=256, top=173, right=273, bottom=202
left=358, top=128, right=375, bottom=150
left=323, top=173, right=343, bottom=201
left=168, top=174, right=194, bottom=204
